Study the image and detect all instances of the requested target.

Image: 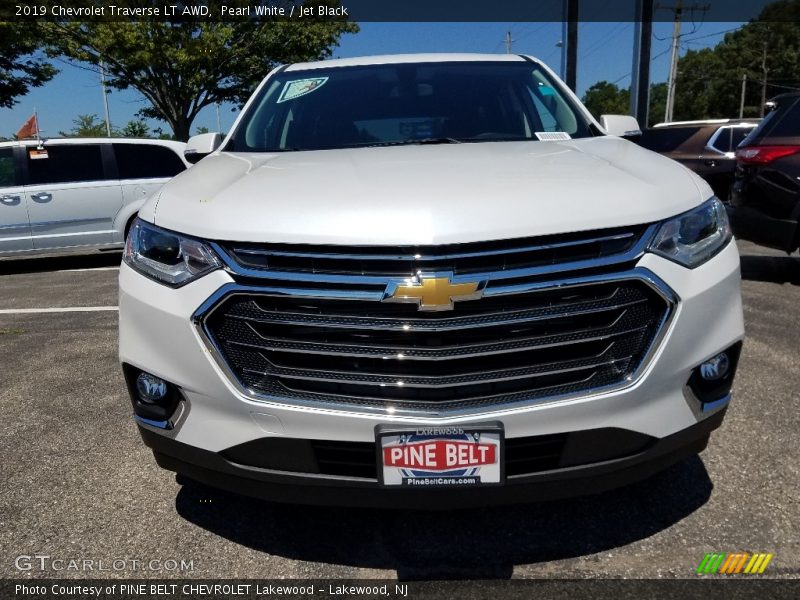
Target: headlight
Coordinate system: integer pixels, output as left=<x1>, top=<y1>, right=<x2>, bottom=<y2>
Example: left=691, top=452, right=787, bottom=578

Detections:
left=124, top=219, right=221, bottom=286
left=648, top=197, right=732, bottom=268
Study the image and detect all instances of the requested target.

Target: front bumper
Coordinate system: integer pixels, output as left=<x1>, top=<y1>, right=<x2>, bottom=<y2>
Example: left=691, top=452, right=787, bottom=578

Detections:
left=119, top=240, right=744, bottom=506
left=138, top=408, right=725, bottom=509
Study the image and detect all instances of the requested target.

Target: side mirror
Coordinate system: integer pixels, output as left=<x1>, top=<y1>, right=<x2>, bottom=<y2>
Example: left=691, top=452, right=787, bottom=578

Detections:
left=184, top=132, right=223, bottom=164
left=600, top=115, right=643, bottom=140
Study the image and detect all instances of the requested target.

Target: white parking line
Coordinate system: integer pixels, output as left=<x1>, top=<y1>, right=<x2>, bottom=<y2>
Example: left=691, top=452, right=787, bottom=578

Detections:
left=0, top=307, right=119, bottom=314
left=59, top=267, right=120, bottom=272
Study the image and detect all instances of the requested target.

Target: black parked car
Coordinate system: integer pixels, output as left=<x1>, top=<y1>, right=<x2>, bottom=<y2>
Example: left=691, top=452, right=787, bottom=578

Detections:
left=639, top=119, right=759, bottom=200
left=730, top=92, right=800, bottom=253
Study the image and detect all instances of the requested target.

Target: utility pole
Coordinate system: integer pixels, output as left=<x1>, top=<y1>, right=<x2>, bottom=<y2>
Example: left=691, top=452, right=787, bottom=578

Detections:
left=760, top=39, right=769, bottom=117
left=664, top=0, right=682, bottom=123
left=504, top=31, right=514, bottom=54
left=660, top=1, right=709, bottom=123
left=215, top=103, right=222, bottom=132
left=739, top=73, right=747, bottom=118
left=100, top=62, right=112, bottom=137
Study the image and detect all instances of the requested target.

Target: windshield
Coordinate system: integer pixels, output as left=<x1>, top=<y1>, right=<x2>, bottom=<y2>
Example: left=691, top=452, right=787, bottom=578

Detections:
left=228, top=61, right=596, bottom=152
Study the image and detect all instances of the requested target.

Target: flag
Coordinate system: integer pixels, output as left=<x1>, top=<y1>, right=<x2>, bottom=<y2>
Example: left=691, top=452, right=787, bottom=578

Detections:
left=16, top=114, right=38, bottom=139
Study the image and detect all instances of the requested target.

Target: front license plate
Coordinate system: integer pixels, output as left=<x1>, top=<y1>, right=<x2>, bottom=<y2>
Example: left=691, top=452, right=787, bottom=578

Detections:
left=376, top=423, right=504, bottom=487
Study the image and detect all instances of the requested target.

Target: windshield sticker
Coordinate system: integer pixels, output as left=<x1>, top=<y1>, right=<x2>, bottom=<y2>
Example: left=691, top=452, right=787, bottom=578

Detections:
left=277, top=77, right=329, bottom=103
left=535, top=132, right=571, bottom=141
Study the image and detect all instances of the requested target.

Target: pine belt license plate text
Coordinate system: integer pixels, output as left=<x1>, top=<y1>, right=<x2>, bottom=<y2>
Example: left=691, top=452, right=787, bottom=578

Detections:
left=376, top=423, right=504, bottom=487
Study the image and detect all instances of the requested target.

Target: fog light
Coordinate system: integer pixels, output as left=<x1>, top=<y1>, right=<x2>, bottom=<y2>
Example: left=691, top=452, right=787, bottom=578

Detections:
left=136, top=372, right=168, bottom=403
left=700, top=353, right=730, bottom=381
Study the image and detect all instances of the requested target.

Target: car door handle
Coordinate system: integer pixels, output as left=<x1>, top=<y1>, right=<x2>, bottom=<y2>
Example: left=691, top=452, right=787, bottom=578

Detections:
left=31, top=192, right=53, bottom=203
left=0, top=194, right=21, bottom=205
left=704, top=160, right=718, bottom=167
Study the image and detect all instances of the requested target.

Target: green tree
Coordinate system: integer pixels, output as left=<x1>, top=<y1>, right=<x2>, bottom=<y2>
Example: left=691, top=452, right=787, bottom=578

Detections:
left=46, top=4, right=358, bottom=140
left=0, top=23, right=57, bottom=108
left=648, top=82, right=668, bottom=127
left=673, top=0, right=800, bottom=120
left=581, top=81, right=668, bottom=128
left=151, top=127, right=173, bottom=140
left=582, top=81, right=630, bottom=121
left=195, top=125, right=210, bottom=135
left=120, top=120, right=150, bottom=138
left=59, top=114, right=109, bottom=137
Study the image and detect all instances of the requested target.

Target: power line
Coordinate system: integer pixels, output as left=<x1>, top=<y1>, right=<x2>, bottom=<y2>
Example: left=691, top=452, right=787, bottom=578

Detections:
left=514, top=22, right=551, bottom=45
left=681, top=25, right=741, bottom=42
left=579, top=23, right=631, bottom=62
left=612, top=47, right=672, bottom=85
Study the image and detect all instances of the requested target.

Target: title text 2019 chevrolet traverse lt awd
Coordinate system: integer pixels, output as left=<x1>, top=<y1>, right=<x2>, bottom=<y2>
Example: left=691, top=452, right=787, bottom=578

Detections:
left=119, top=54, right=743, bottom=508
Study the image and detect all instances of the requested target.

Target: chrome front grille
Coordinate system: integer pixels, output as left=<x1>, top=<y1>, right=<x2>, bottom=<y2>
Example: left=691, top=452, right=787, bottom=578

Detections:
left=221, top=225, right=647, bottom=281
left=197, top=225, right=675, bottom=416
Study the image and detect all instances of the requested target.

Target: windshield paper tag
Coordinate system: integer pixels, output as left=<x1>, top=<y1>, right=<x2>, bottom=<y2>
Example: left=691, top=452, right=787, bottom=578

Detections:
left=277, top=77, right=329, bottom=103
left=535, top=132, right=571, bottom=141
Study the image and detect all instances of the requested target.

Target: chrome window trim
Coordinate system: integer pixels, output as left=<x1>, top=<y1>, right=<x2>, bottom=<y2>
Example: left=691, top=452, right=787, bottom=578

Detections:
left=705, top=124, right=758, bottom=157
left=192, top=266, right=678, bottom=418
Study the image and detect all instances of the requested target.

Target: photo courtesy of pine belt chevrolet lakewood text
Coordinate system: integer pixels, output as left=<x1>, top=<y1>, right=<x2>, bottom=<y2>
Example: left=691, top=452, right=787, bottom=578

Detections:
left=119, top=54, right=744, bottom=508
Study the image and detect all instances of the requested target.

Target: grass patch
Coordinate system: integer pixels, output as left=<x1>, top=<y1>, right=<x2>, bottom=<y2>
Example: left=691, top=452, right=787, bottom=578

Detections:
left=0, top=328, right=26, bottom=336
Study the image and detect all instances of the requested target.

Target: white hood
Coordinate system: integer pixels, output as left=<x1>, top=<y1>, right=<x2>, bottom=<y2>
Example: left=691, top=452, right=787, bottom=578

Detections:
left=144, top=137, right=710, bottom=246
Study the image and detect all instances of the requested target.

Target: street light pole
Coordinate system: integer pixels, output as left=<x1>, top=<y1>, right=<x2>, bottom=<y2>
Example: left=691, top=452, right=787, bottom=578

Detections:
left=739, top=73, right=747, bottom=119
left=100, top=61, right=112, bottom=137
left=760, top=39, right=769, bottom=117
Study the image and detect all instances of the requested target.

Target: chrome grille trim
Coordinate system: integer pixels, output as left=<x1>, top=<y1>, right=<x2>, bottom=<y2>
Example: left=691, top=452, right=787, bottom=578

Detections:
left=243, top=353, right=631, bottom=388
left=225, top=323, right=647, bottom=360
left=193, top=266, right=677, bottom=418
left=224, top=289, right=647, bottom=331
left=208, top=223, right=659, bottom=286
left=229, top=231, right=637, bottom=262
left=234, top=314, right=640, bottom=359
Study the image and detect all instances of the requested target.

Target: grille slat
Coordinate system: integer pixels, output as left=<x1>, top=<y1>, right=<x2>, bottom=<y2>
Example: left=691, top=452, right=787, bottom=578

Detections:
left=224, top=226, right=645, bottom=278
left=220, top=318, right=649, bottom=359
left=201, top=227, right=672, bottom=414
left=224, top=288, right=648, bottom=332
left=242, top=354, right=634, bottom=388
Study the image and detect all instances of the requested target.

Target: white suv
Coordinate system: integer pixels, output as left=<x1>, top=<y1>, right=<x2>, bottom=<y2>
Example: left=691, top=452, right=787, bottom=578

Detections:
left=119, top=54, right=744, bottom=507
left=0, top=137, right=187, bottom=256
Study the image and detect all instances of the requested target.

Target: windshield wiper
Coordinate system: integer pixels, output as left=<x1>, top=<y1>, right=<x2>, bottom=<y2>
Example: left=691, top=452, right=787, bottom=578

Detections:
left=413, top=137, right=463, bottom=145
left=262, top=138, right=464, bottom=152
left=355, top=137, right=463, bottom=148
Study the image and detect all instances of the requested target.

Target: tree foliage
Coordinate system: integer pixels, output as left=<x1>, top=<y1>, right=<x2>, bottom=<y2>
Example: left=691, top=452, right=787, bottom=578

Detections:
left=581, top=81, right=668, bottom=127
left=673, top=0, right=800, bottom=119
left=46, top=4, right=358, bottom=140
left=0, top=22, right=57, bottom=108
left=59, top=114, right=109, bottom=137
left=120, top=119, right=150, bottom=138
left=582, top=81, right=630, bottom=119
left=582, top=1, right=800, bottom=125
left=58, top=114, right=160, bottom=138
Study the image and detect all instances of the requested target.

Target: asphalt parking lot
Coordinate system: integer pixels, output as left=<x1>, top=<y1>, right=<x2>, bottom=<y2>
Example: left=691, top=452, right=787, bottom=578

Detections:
left=0, top=240, right=798, bottom=581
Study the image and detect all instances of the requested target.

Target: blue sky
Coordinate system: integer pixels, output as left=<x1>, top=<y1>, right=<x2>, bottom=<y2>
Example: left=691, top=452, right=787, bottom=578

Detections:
left=0, top=21, right=742, bottom=138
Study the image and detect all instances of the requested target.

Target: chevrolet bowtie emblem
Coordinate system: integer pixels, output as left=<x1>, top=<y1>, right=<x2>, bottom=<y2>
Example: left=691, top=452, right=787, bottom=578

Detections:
left=383, top=273, right=486, bottom=311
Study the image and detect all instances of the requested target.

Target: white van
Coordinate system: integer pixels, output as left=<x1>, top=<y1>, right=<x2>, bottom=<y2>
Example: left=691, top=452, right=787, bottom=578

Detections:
left=0, top=137, right=188, bottom=256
